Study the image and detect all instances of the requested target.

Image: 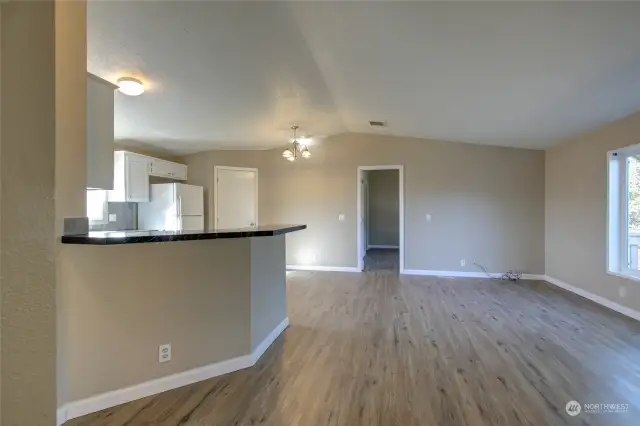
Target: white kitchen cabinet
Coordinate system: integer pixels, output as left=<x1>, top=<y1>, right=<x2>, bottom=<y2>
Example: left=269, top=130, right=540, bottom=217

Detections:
left=109, top=151, right=150, bottom=202
left=149, top=158, right=187, bottom=181
left=86, top=74, right=117, bottom=189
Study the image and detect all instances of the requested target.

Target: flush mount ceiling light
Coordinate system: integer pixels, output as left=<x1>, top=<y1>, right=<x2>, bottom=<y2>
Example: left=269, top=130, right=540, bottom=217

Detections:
left=117, top=77, right=145, bottom=96
left=282, top=125, right=311, bottom=162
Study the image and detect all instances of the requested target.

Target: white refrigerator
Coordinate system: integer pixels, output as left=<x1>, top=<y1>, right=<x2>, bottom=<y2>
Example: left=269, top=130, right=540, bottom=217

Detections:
left=138, top=183, right=204, bottom=231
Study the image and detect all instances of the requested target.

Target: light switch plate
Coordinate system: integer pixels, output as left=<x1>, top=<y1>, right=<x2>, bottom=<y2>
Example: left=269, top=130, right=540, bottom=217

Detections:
left=338, top=214, right=345, bottom=221
left=108, top=214, right=117, bottom=222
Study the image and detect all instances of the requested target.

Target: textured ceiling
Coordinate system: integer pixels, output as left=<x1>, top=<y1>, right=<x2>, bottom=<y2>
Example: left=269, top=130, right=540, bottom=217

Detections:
left=88, top=1, right=640, bottom=154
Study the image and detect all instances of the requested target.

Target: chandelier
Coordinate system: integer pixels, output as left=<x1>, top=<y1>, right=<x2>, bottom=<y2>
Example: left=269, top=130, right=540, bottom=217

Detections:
left=282, top=125, right=311, bottom=162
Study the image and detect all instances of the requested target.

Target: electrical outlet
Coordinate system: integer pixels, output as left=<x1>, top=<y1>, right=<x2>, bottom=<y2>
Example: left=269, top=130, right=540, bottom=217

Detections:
left=460, top=259, right=466, bottom=267
left=159, top=344, right=171, bottom=363
left=108, top=214, right=117, bottom=222
left=619, top=286, right=627, bottom=298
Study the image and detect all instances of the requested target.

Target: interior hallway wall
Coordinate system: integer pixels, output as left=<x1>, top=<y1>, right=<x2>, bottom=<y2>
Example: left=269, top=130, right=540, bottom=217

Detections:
left=184, top=150, right=271, bottom=230
left=367, top=170, right=399, bottom=247
left=0, top=0, right=84, bottom=423
left=187, top=133, right=545, bottom=274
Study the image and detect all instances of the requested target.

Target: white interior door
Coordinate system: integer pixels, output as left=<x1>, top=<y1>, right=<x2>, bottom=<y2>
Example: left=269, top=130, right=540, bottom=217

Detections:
left=364, top=180, right=369, bottom=251
left=215, top=167, right=258, bottom=229
left=360, top=172, right=369, bottom=261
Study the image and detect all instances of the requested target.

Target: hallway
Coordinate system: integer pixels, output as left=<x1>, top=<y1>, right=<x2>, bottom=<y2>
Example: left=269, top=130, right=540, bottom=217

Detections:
left=363, top=248, right=399, bottom=273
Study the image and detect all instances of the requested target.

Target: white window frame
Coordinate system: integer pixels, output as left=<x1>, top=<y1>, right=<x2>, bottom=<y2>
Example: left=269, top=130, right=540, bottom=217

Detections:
left=87, top=189, right=109, bottom=225
left=607, top=146, right=640, bottom=281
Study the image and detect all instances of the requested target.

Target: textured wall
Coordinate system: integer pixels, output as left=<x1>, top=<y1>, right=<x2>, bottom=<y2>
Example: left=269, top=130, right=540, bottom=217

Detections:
left=54, top=0, right=88, bottom=413
left=251, top=235, right=287, bottom=350
left=368, top=170, right=399, bottom=247
left=188, top=134, right=545, bottom=273
left=1, top=1, right=58, bottom=424
left=546, top=111, right=640, bottom=312
left=58, top=240, right=253, bottom=403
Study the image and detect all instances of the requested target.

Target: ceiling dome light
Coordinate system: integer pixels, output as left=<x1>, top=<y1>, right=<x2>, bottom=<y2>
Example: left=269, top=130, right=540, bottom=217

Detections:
left=282, top=148, right=293, bottom=158
left=117, top=77, right=145, bottom=96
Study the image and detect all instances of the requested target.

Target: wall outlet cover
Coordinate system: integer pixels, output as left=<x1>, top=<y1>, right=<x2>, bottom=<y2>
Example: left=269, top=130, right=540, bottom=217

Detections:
left=338, top=214, right=345, bottom=221
left=108, top=213, right=117, bottom=222
left=460, top=259, right=466, bottom=267
left=159, top=344, right=172, bottom=363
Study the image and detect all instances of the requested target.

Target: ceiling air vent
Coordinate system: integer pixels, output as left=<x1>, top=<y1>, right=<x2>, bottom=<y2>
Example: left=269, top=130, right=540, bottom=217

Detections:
left=369, top=120, right=387, bottom=127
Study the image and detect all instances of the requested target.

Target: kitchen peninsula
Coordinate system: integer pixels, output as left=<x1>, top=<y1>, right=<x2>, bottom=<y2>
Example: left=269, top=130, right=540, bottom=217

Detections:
left=57, top=224, right=306, bottom=421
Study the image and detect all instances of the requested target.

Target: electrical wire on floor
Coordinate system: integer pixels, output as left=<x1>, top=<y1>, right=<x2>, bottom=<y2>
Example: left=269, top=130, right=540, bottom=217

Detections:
left=473, top=262, right=522, bottom=281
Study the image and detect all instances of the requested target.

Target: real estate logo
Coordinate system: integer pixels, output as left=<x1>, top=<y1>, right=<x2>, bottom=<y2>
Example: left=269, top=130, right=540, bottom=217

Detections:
left=566, top=400, right=581, bottom=416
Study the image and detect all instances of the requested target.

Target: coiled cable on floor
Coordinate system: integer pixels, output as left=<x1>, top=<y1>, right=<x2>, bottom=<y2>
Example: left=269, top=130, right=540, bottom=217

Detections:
left=473, top=262, right=522, bottom=281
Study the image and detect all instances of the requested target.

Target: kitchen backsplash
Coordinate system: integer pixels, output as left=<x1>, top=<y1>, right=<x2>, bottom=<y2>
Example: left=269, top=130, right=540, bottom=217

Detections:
left=89, top=202, right=137, bottom=231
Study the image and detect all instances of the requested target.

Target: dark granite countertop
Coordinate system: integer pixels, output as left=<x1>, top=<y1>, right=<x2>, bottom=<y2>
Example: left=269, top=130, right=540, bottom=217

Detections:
left=61, top=224, right=307, bottom=245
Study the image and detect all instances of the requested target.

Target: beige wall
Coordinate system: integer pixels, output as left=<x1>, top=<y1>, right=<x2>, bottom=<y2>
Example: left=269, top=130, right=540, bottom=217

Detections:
left=546, top=112, right=640, bottom=312
left=368, top=170, right=399, bottom=247
left=58, top=235, right=287, bottom=404
left=59, top=240, right=253, bottom=403
left=184, top=150, right=269, bottom=230
left=251, top=235, right=287, bottom=350
left=1, top=1, right=61, bottom=424
left=187, top=133, right=546, bottom=273
left=54, top=1, right=87, bottom=413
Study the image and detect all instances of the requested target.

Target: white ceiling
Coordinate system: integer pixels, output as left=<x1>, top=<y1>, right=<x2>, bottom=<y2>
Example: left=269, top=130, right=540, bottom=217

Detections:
left=88, top=1, right=640, bottom=154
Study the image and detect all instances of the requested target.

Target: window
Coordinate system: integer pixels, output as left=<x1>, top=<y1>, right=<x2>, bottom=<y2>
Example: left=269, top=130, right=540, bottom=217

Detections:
left=87, top=190, right=108, bottom=224
left=608, top=147, right=640, bottom=280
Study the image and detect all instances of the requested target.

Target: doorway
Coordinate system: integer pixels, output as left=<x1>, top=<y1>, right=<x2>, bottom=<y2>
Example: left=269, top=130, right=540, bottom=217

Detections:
left=357, top=166, right=404, bottom=273
left=214, top=166, right=258, bottom=229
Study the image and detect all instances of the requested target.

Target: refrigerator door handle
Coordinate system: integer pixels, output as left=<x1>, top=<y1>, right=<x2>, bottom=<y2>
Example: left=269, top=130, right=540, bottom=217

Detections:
left=177, top=196, right=183, bottom=230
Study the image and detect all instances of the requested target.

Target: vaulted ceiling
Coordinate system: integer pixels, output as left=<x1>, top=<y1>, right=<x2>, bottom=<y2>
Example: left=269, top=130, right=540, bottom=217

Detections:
left=88, top=1, right=640, bottom=154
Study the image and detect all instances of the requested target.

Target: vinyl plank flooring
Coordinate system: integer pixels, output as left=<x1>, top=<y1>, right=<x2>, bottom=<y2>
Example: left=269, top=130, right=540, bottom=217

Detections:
left=66, top=270, right=640, bottom=426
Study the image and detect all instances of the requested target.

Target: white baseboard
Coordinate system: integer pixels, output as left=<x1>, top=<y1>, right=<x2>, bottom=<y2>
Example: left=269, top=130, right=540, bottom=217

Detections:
left=367, top=245, right=399, bottom=249
left=58, top=317, right=290, bottom=425
left=402, top=269, right=544, bottom=281
left=252, top=317, right=289, bottom=364
left=287, top=265, right=361, bottom=273
left=544, top=275, right=640, bottom=322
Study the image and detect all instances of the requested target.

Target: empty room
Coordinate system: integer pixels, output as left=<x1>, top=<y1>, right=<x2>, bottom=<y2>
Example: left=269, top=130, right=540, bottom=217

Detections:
left=2, top=1, right=640, bottom=425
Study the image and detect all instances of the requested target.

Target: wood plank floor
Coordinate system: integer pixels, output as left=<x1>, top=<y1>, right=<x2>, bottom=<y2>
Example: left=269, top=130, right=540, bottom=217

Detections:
left=66, top=270, right=640, bottom=426
left=364, top=248, right=399, bottom=272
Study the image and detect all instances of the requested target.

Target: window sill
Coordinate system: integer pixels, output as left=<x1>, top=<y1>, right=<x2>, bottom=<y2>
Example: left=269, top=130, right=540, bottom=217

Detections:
left=607, top=270, right=640, bottom=283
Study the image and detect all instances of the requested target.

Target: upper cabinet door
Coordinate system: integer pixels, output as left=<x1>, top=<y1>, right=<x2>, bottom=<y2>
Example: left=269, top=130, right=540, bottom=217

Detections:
left=149, top=159, right=172, bottom=177
left=86, top=74, right=117, bottom=190
left=149, top=158, right=188, bottom=181
left=170, top=163, right=188, bottom=181
left=125, top=155, right=150, bottom=202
